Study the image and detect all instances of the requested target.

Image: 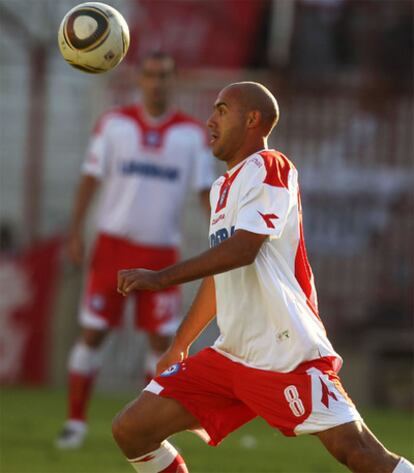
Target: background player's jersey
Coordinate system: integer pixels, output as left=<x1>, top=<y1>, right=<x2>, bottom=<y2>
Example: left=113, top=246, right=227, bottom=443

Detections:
left=82, top=104, right=215, bottom=247
left=209, top=150, right=341, bottom=373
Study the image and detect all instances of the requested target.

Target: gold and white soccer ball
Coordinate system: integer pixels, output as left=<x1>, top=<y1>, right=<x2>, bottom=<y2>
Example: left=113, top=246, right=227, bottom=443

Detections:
left=58, top=2, right=130, bottom=73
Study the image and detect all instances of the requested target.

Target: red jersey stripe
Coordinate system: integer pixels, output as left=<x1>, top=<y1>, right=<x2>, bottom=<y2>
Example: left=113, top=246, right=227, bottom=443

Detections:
left=260, top=150, right=292, bottom=188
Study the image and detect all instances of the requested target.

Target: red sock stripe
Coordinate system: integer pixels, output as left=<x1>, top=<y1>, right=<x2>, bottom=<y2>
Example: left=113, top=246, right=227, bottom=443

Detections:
left=68, top=372, right=96, bottom=421
left=159, top=454, right=188, bottom=473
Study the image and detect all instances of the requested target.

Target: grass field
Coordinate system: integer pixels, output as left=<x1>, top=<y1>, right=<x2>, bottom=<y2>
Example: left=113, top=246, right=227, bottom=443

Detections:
left=1, top=387, right=413, bottom=473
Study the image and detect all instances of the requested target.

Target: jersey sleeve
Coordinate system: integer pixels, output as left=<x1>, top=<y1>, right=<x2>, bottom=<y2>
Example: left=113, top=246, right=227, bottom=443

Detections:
left=81, top=115, right=111, bottom=179
left=191, top=130, right=216, bottom=191
left=235, top=161, right=297, bottom=239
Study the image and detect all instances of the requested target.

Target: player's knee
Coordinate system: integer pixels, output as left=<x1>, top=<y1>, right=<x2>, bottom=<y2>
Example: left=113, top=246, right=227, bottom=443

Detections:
left=112, top=407, right=154, bottom=444
left=112, top=408, right=161, bottom=458
left=82, top=328, right=108, bottom=348
left=112, top=410, right=140, bottom=449
left=112, top=411, right=126, bottom=446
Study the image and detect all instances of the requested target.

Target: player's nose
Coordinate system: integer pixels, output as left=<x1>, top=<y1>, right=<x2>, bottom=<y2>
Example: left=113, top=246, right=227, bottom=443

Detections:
left=206, top=113, right=216, bottom=130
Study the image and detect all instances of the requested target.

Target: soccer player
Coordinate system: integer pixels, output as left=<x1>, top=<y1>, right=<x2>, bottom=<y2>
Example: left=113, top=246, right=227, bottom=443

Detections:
left=55, top=51, right=215, bottom=449
left=113, top=82, right=414, bottom=473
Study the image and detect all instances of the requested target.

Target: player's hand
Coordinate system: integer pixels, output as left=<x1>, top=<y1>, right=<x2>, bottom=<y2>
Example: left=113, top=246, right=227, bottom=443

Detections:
left=67, top=232, right=84, bottom=265
left=155, top=344, right=189, bottom=376
left=117, top=268, right=162, bottom=295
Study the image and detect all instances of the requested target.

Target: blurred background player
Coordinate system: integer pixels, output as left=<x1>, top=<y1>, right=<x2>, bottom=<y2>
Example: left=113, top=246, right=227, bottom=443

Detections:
left=55, top=51, right=215, bottom=449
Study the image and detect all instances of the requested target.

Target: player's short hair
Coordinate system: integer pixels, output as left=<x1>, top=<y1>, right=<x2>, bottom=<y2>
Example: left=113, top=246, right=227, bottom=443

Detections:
left=227, top=81, right=279, bottom=137
left=140, top=50, right=176, bottom=73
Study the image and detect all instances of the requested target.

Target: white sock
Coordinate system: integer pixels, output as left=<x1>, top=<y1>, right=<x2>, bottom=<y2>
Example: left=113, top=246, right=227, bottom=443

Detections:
left=393, top=458, right=414, bottom=473
left=128, top=440, right=183, bottom=473
left=68, top=342, right=103, bottom=375
left=65, top=419, right=87, bottom=432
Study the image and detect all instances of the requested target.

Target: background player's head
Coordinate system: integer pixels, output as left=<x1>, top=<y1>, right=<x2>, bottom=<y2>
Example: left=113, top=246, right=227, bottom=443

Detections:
left=207, top=82, right=279, bottom=166
left=138, top=51, right=176, bottom=116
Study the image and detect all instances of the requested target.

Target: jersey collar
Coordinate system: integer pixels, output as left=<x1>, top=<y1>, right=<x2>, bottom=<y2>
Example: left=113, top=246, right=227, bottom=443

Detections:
left=225, top=148, right=269, bottom=178
left=137, top=104, right=177, bottom=127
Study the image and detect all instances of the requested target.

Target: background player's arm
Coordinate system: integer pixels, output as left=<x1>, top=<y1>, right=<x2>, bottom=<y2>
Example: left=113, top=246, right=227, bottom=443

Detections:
left=156, top=276, right=216, bottom=375
left=199, top=189, right=211, bottom=216
left=118, top=229, right=267, bottom=294
left=68, top=174, right=100, bottom=265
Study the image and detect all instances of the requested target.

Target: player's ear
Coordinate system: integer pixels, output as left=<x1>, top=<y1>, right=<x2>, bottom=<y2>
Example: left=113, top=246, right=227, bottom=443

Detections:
left=246, top=110, right=261, bottom=129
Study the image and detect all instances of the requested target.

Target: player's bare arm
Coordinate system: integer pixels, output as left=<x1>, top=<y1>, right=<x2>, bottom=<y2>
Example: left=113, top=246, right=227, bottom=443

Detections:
left=117, top=229, right=268, bottom=295
left=68, top=174, right=100, bottom=265
left=156, top=276, right=216, bottom=375
left=199, top=189, right=211, bottom=216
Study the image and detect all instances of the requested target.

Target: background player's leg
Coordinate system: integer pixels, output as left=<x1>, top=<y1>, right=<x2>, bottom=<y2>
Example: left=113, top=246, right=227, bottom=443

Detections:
left=112, top=391, right=198, bottom=472
left=137, top=288, right=180, bottom=383
left=316, top=420, right=413, bottom=472
left=55, top=327, right=108, bottom=449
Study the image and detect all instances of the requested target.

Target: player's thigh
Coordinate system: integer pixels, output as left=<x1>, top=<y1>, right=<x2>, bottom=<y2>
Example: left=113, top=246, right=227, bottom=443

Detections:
left=317, top=420, right=366, bottom=462
left=113, top=390, right=199, bottom=440
left=238, top=360, right=361, bottom=437
left=316, top=420, right=397, bottom=467
left=80, top=272, right=125, bottom=328
left=80, top=237, right=126, bottom=328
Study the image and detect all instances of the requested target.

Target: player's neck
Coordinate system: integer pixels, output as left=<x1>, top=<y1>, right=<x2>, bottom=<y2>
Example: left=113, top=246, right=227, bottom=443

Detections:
left=227, top=139, right=268, bottom=170
left=146, top=106, right=167, bottom=117
left=141, top=103, right=173, bottom=124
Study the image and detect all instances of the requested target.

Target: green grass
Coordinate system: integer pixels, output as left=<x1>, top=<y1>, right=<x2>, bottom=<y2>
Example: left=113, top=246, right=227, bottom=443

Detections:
left=0, top=387, right=413, bottom=473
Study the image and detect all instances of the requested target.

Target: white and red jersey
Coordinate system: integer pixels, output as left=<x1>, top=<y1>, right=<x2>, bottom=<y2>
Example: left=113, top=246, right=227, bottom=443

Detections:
left=82, top=104, right=215, bottom=247
left=209, top=149, right=341, bottom=373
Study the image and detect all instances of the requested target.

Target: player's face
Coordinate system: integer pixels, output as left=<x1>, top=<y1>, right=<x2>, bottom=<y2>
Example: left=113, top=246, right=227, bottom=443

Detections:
left=138, top=57, right=175, bottom=113
left=207, top=88, right=248, bottom=165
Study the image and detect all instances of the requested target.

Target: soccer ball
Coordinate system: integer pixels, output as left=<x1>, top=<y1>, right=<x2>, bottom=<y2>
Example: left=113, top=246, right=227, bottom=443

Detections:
left=58, top=2, right=130, bottom=73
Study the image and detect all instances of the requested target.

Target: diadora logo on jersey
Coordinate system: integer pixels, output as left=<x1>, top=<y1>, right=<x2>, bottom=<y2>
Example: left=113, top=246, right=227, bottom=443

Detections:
left=210, top=226, right=235, bottom=247
left=258, top=211, right=279, bottom=228
left=121, top=161, right=179, bottom=181
left=250, top=155, right=263, bottom=168
left=211, top=213, right=225, bottom=225
left=160, top=363, right=181, bottom=377
left=320, top=377, right=338, bottom=408
left=143, top=130, right=161, bottom=147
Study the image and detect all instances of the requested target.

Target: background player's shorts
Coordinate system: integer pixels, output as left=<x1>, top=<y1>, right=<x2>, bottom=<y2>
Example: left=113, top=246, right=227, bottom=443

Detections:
left=79, top=233, right=181, bottom=335
left=145, top=348, right=362, bottom=446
